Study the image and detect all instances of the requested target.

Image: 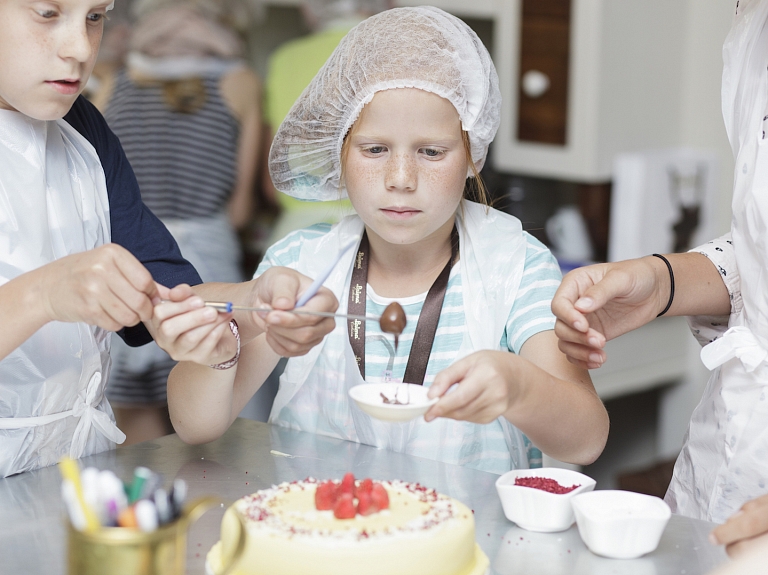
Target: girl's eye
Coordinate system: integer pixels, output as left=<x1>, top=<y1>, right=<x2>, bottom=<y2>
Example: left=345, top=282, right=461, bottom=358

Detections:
left=422, top=148, right=444, bottom=158
left=87, top=12, right=105, bottom=23
left=364, top=146, right=385, bottom=155
left=37, top=9, right=57, bottom=18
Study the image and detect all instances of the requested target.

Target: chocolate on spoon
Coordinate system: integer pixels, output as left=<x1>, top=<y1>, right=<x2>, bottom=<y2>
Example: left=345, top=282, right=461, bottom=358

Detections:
left=204, top=301, right=406, bottom=346
left=380, top=302, right=407, bottom=350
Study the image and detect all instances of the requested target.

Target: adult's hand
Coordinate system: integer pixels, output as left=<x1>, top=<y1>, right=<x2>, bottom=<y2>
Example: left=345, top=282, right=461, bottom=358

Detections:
left=551, top=257, right=669, bottom=369
left=711, top=493, right=768, bottom=558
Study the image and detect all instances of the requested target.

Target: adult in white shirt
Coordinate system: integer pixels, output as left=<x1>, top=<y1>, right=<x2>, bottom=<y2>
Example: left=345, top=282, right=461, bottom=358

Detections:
left=551, top=0, right=768, bottom=558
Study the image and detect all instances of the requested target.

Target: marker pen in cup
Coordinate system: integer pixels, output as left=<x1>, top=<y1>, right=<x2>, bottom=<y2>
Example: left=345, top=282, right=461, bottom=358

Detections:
left=139, top=470, right=162, bottom=501
left=128, top=467, right=152, bottom=504
left=80, top=467, right=99, bottom=518
left=135, top=499, right=159, bottom=533
left=61, top=480, right=87, bottom=531
left=170, top=478, right=187, bottom=519
left=153, top=488, right=172, bottom=525
left=58, top=457, right=100, bottom=531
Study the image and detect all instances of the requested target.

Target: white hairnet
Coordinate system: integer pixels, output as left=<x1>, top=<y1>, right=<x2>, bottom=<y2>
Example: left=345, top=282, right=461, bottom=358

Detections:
left=269, top=6, right=501, bottom=201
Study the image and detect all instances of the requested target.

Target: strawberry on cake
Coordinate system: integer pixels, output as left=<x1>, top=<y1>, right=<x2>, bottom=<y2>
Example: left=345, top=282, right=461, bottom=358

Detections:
left=207, top=473, right=489, bottom=575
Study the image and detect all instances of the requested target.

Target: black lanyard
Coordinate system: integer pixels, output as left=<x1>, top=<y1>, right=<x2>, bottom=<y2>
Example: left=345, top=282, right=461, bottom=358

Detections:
left=347, top=226, right=459, bottom=385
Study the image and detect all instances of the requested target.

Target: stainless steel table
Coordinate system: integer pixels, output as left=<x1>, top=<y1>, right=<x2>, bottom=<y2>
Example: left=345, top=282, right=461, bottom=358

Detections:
left=0, top=419, right=728, bottom=574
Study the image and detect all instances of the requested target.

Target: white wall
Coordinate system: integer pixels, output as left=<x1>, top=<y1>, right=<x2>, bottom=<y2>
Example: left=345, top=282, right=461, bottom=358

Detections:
left=680, top=1, right=736, bottom=235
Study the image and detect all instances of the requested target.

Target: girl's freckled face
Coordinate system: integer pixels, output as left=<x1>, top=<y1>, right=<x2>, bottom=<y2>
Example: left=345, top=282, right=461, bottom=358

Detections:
left=0, top=0, right=107, bottom=120
left=343, top=88, right=469, bottom=248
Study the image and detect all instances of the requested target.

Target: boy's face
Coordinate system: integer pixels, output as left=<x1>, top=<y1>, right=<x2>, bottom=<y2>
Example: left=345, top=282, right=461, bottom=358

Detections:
left=0, top=0, right=110, bottom=120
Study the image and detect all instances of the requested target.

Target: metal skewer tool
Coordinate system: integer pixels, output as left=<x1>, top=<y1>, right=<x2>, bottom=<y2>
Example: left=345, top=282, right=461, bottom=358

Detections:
left=205, top=301, right=379, bottom=324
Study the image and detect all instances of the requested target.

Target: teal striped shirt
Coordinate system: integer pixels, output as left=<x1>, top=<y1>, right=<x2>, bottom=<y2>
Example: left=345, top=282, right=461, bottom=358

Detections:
left=257, top=224, right=560, bottom=370
left=255, top=223, right=561, bottom=471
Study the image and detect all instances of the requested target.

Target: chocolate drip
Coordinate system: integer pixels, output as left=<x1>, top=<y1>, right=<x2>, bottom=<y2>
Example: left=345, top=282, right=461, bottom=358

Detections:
left=380, top=392, right=408, bottom=405
left=380, top=302, right=406, bottom=351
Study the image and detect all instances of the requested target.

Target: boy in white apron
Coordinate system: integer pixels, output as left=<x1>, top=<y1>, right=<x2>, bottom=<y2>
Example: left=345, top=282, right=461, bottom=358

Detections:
left=0, top=0, right=334, bottom=477
left=0, top=0, right=207, bottom=477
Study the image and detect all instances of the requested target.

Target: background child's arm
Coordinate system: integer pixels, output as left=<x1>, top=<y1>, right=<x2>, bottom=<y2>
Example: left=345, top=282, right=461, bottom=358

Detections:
left=167, top=334, right=281, bottom=445
left=219, top=67, right=262, bottom=231
left=426, top=330, right=608, bottom=466
left=151, top=267, right=338, bottom=444
left=0, top=243, right=160, bottom=362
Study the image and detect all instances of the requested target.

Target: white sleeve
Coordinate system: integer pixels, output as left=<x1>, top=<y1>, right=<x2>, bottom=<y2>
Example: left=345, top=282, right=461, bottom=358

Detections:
left=685, top=233, right=740, bottom=346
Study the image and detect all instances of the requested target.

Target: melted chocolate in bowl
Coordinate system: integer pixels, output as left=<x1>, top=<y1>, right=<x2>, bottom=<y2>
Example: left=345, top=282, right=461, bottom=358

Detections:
left=380, top=302, right=407, bottom=350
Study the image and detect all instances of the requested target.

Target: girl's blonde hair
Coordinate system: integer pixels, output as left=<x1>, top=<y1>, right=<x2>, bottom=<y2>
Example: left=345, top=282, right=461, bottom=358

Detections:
left=462, top=130, right=489, bottom=206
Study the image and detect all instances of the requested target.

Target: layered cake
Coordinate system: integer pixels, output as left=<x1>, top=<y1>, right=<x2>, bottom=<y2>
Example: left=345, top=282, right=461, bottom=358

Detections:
left=207, top=475, right=489, bottom=575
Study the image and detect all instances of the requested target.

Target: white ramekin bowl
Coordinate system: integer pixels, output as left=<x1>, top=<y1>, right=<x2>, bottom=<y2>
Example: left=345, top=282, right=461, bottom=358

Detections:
left=571, top=490, right=671, bottom=559
left=495, top=468, right=597, bottom=532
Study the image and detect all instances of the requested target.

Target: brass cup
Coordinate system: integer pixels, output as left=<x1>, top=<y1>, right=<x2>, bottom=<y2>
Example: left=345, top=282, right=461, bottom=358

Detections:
left=67, top=496, right=245, bottom=575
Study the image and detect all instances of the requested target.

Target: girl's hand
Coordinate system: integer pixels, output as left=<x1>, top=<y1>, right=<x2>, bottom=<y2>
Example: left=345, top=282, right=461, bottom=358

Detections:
left=148, top=284, right=236, bottom=366
left=424, top=351, right=517, bottom=424
left=711, top=493, right=768, bottom=558
left=246, top=267, right=338, bottom=357
left=37, top=243, right=160, bottom=331
left=551, top=257, right=669, bottom=369
left=150, top=267, right=338, bottom=366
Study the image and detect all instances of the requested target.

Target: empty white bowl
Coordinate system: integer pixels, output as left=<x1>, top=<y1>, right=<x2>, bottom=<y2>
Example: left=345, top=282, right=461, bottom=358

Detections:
left=495, top=468, right=596, bottom=532
left=348, top=383, right=438, bottom=422
left=571, top=490, right=671, bottom=559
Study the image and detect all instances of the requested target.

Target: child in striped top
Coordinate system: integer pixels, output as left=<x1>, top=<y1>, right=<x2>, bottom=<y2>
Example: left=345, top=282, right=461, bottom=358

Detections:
left=157, top=6, right=608, bottom=473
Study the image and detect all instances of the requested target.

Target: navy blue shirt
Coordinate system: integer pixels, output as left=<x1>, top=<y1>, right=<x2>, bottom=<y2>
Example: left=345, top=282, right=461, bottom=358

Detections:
left=64, top=96, right=202, bottom=346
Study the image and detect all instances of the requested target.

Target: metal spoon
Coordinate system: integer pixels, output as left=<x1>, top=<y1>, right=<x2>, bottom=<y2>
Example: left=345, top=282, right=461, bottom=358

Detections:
left=205, top=301, right=378, bottom=324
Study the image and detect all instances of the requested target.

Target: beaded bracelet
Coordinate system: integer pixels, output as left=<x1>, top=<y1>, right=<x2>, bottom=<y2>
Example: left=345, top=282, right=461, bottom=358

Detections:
left=210, top=319, right=240, bottom=370
left=652, top=254, right=675, bottom=317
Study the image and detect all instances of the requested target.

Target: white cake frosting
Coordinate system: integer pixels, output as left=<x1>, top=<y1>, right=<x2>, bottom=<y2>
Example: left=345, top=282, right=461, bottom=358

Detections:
left=207, top=478, right=489, bottom=575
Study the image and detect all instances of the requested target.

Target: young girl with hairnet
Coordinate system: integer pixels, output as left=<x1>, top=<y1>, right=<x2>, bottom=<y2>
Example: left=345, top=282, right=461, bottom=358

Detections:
left=550, top=0, right=768, bottom=558
left=0, top=0, right=334, bottom=477
left=158, top=6, right=609, bottom=474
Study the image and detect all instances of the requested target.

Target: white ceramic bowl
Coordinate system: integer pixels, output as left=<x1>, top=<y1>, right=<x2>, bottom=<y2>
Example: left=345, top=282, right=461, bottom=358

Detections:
left=495, top=468, right=596, bottom=532
left=348, top=383, right=438, bottom=422
left=571, top=490, right=671, bottom=559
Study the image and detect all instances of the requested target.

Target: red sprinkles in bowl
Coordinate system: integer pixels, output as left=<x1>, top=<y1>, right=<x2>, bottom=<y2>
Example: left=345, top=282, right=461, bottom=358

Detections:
left=514, top=476, right=580, bottom=494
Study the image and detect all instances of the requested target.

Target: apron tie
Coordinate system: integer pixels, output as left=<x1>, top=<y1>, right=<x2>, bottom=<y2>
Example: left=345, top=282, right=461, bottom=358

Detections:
left=700, top=326, right=768, bottom=373
left=70, top=372, right=127, bottom=459
left=0, top=372, right=126, bottom=456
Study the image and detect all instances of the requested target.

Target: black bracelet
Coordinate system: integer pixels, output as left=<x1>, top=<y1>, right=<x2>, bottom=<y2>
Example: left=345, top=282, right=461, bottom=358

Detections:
left=652, top=254, right=675, bottom=317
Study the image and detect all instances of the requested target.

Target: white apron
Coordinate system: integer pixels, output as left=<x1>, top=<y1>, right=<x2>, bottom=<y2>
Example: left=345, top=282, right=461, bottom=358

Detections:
left=0, top=110, right=125, bottom=478
left=268, top=201, right=531, bottom=473
left=666, top=0, right=768, bottom=522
